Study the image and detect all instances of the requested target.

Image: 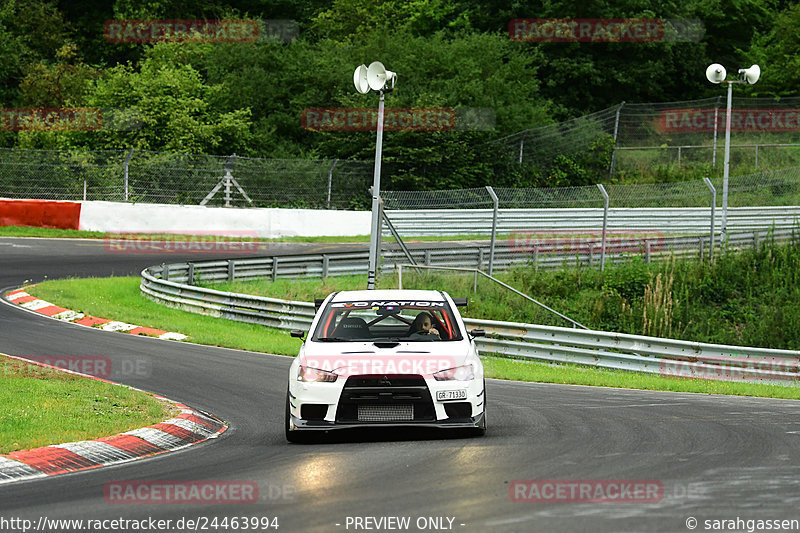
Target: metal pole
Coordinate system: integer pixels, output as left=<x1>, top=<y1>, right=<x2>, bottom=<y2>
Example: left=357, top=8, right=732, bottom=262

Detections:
left=597, top=184, right=609, bottom=271
left=367, top=91, right=385, bottom=290
left=754, top=144, right=758, bottom=169
left=83, top=179, right=87, bottom=201
left=485, top=185, right=499, bottom=276
left=326, top=159, right=338, bottom=209
left=518, top=131, right=526, bottom=164
left=123, top=148, right=134, bottom=201
left=712, top=96, right=720, bottom=167
left=721, top=81, right=733, bottom=242
left=608, top=101, right=624, bottom=177
left=703, top=177, right=716, bottom=261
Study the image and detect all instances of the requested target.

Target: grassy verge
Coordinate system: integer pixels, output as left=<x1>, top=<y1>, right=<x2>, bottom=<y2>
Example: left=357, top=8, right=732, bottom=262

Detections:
left=0, top=225, right=493, bottom=243
left=19, top=275, right=800, bottom=401
left=0, top=354, right=177, bottom=454
left=26, top=277, right=303, bottom=355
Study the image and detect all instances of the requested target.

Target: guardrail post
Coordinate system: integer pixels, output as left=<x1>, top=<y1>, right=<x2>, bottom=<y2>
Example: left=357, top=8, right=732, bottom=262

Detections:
left=228, top=260, right=235, bottom=282
left=703, top=177, right=716, bottom=262
left=485, top=185, right=499, bottom=276
left=645, top=241, right=651, bottom=263
left=322, top=255, right=329, bottom=278
left=699, top=238, right=704, bottom=260
left=478, top=248, right=484, bottom=271
left=187, top=263, right=195, bottom=285
left=597, top=184, right=609, bottom=271
left=272, top=257, right=278, bottom=281
left=424, top=250, right=431, bottom=265
left=161, top=262, right=169, bottom=281
left=588, top=242, right=594, bottom=267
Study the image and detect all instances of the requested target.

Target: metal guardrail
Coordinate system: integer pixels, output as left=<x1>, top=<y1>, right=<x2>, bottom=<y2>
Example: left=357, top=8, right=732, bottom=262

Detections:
left=141, top=233, right=800, bottom=386
left=384, top=206, right=800, bottom=236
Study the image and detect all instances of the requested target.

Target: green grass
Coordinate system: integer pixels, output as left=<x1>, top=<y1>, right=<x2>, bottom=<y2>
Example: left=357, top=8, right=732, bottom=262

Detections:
left=19, top=272, right=800, bottom=401
left=27, top=277, right=303, bottom=355
left=0, top=354, right=177, bottom=454
left=0, top=225, right=497, bottom=242
left=482, top=356, right=800, bottom=400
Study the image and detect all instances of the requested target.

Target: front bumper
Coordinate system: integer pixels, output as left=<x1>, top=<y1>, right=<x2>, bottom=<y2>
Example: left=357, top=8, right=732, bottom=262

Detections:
left=288, top=411, right=485, bottom=432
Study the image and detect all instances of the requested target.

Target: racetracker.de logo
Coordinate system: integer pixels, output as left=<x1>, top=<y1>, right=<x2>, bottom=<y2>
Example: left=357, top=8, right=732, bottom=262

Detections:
left=104, top=481, right=258, bottom=504
left=303, top=355, right=458, bottom=379
left=1, top=108, right=102, bottom=131
left=660, top=355, right=800, bottom=382
left=103, top=19, right=259, bottom=43
left=510, top=479, right=663, bottom=503
left=301, top=107, right=456, bottom=132
left=508, top=230, right=665, bottom=255
left=509, top=18, right=703, bottom=43
left=659, top=108, right=800, bottom=133
left=104, top=232, right=262, bottom=255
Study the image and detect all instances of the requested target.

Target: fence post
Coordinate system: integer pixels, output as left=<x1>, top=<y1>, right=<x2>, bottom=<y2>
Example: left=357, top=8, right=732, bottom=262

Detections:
left=322, top=255, right=329, bottom=278
left=755, top=144, right=759, bottom=169
left=187, top=263, right=195, bottom=285
left=272, top=257, right=278, bottom=281
left=485, top=185, right=499, bottom=276
left=597, top=184, right=609, bottom=271
left=712, top=96, right=721, bottom=167
left=326, top=159, right=338, bottom=209
left=677, top=146, right=682, bottom=168
left=518, top=130, right=527, bottom=163
left=161, top=262, right=169, bottom=281
left=608, top=101, right=625, bottom=177
left=228, top=260, right=235, bottom=282
left=83, top=179, right=87, bottom=201
left=703, top=177, right=716, bottom=262
left=123, top=148, right=134, bottom=201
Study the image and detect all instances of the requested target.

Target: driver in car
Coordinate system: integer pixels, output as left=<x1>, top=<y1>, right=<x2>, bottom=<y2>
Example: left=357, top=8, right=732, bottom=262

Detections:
left=408, top=312, right=440, bottom=339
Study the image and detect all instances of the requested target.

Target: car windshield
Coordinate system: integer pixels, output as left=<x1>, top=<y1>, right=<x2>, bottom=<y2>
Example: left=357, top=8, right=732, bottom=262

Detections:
left=311, top=299, right=463, bottom=342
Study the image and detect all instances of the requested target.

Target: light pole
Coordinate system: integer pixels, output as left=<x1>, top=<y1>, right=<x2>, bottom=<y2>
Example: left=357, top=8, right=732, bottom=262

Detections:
left=705, top=62, right=760, bottom=241
left=354, top=61, right=397, bottom=289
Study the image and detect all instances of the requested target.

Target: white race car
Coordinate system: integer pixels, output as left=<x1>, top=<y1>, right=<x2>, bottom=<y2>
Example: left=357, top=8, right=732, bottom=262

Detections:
left=286, top=289, right=486, bottom=442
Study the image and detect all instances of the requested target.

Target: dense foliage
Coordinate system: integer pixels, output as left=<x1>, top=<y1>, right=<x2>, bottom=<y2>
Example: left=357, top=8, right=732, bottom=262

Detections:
left=1, top=0, right=796, bottom=188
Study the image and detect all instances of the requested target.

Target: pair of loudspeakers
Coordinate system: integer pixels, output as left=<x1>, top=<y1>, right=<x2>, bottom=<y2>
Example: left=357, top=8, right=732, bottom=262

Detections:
left=354, top=62, right=396, bottom=94
left=706, top=63, right=760, bottom=84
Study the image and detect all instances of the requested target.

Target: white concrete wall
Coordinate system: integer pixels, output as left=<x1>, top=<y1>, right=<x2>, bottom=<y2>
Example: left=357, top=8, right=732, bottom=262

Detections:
left=78, top=201, right=371, bottom=238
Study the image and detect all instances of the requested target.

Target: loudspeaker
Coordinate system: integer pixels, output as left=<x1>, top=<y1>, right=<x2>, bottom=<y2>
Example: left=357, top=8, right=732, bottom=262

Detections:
left=367, top=61, right=396, bottom=91
left=353, top=64, right=369, bottom=94
left=739, top=64, right=760, bottom=85
left=706, top=63, right=726, bottom=84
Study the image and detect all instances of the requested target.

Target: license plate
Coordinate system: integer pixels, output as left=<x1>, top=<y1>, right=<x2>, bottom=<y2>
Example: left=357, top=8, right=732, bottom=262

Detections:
left=437, top=389, right=467, bottom=401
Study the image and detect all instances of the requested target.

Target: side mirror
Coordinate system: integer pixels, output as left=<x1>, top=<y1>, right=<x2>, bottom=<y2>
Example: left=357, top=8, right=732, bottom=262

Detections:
left=469, top=329, right=485, bottom=338
left=290, top=330, right=306, bottom=339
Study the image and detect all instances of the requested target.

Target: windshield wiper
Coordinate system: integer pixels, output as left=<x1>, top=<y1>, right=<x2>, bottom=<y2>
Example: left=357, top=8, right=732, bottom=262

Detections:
left=316, top=337, right=351, bottom=342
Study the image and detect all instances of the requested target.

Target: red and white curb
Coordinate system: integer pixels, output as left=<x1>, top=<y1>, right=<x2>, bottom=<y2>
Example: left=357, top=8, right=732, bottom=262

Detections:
left=4, top=288, right=187, bottom=341
left=0, top=355, right=227, bottom=485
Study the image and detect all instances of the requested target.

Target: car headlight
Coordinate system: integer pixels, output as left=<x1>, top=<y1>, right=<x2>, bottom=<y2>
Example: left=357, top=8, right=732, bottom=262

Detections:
left=433, top=364, right=474, bottom=381
left=298, top=365, right=338, bottom=383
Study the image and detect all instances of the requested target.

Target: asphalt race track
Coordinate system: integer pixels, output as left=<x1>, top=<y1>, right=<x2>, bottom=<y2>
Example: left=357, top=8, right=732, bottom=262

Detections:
left=2, top=236, right=800, bottom=533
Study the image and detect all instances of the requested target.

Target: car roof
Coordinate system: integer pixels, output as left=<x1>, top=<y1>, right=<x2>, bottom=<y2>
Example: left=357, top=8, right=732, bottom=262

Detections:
left=330, top=289, right=447, bottom=302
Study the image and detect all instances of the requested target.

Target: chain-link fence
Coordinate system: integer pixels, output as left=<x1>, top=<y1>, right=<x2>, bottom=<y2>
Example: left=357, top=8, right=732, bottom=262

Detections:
left=382, top=166, right=800, bottom=211
left=0, top=148, right=374, bottom=209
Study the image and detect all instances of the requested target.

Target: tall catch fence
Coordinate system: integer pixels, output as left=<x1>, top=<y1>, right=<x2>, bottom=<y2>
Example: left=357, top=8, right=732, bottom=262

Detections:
left=0, top=148, right=373, bottom=209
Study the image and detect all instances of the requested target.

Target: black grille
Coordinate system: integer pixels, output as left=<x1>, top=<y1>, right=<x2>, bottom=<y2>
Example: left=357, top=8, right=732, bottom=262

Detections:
left=336, top=374, right=434, bottom=422
left=301, top=404, right=328, bottom=420
left=443, top=402, right=472, bottom=419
